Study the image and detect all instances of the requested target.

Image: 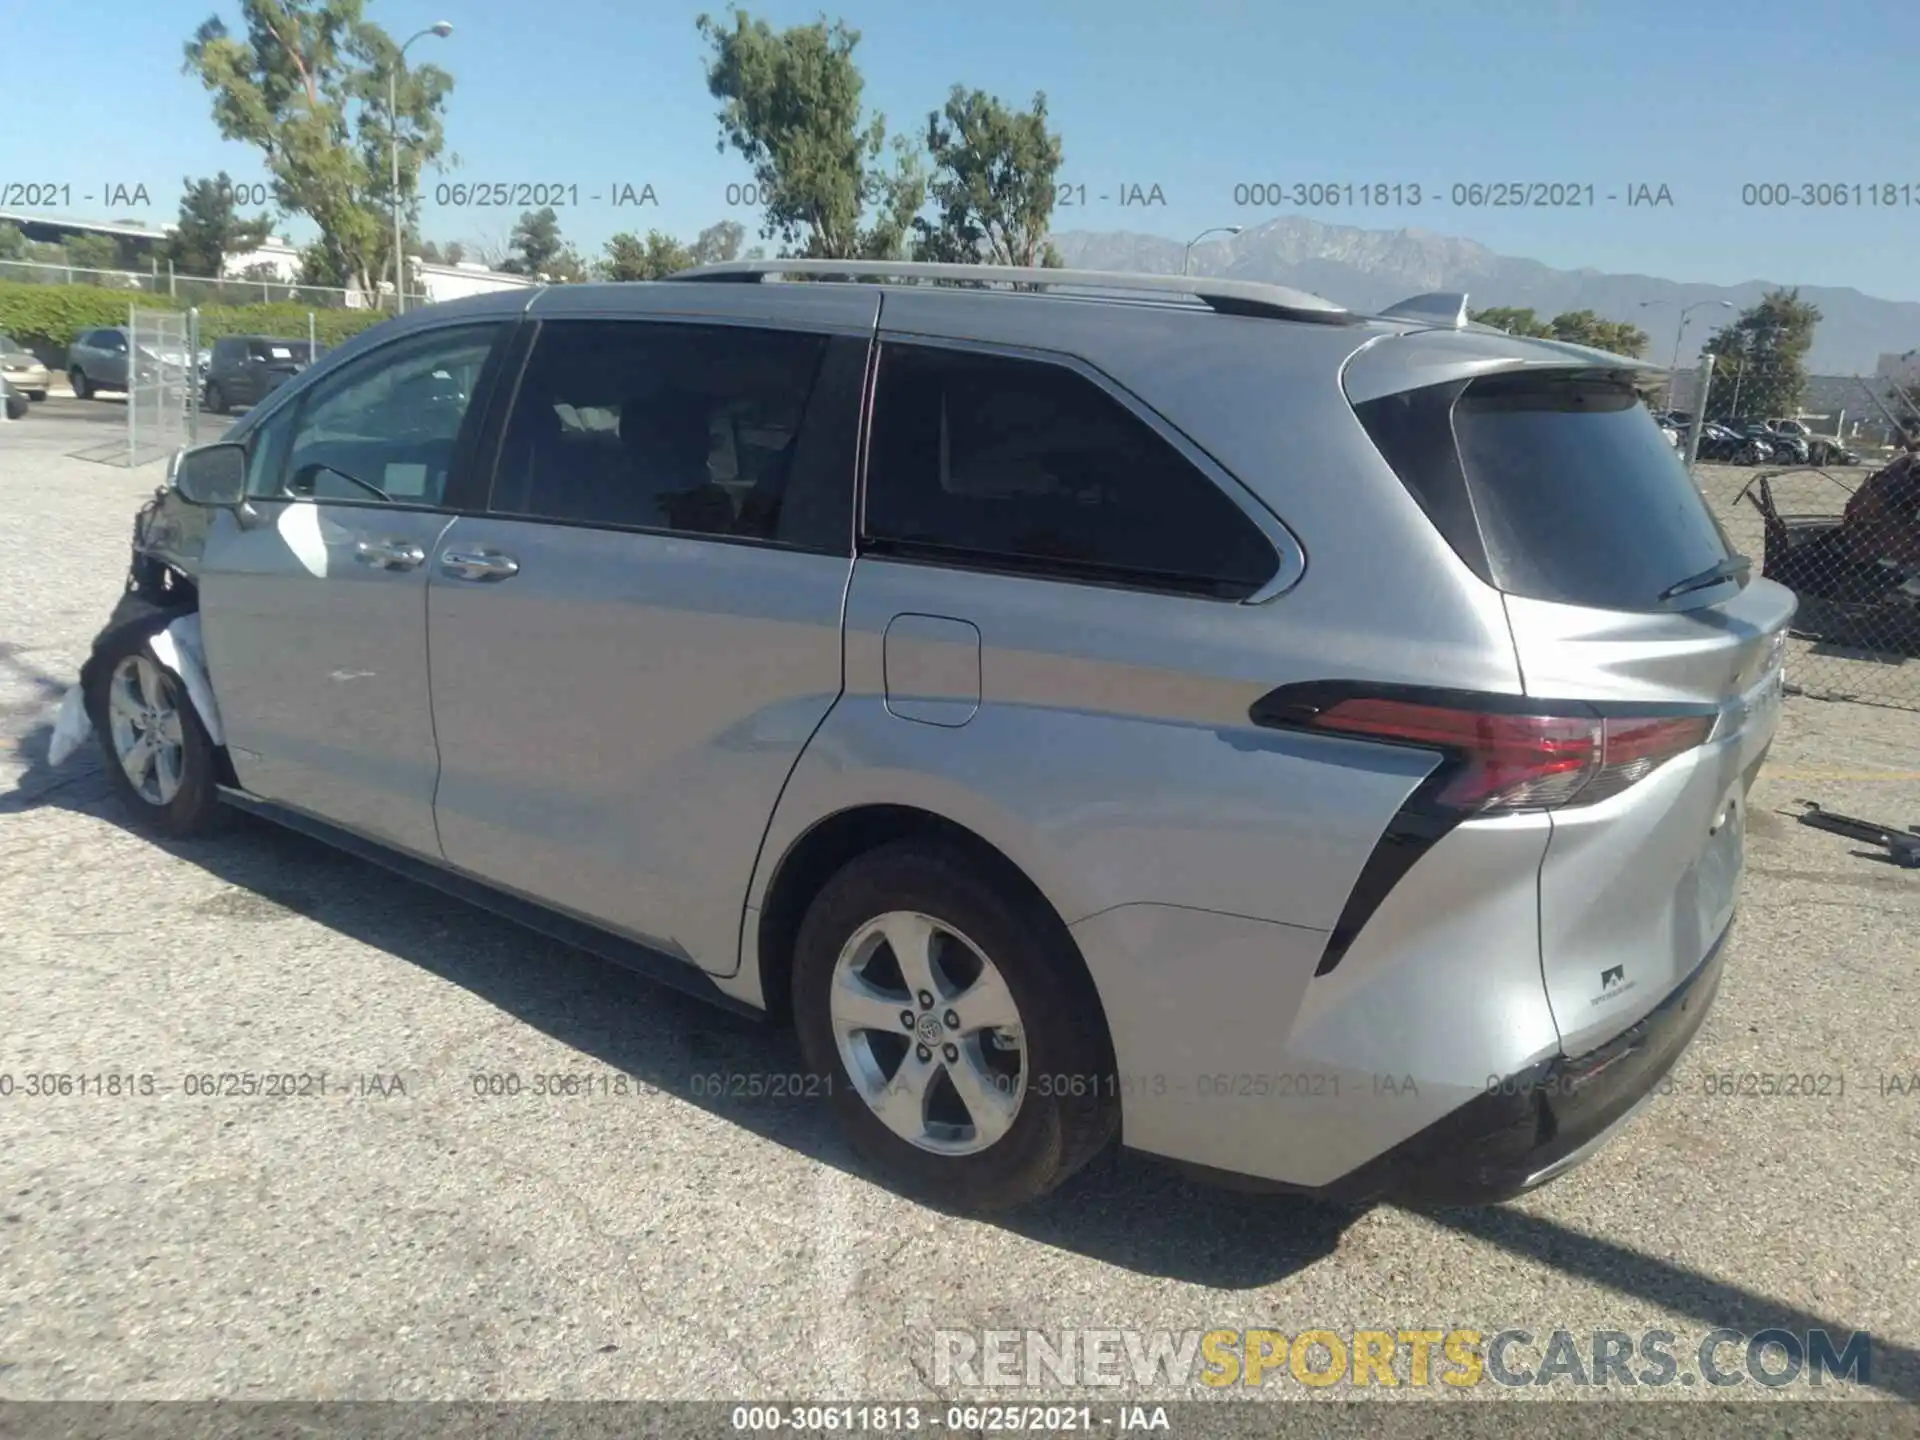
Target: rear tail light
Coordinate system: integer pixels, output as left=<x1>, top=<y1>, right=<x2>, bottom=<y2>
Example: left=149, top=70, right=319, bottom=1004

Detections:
left=1254, top=688, right=1715, bottom=817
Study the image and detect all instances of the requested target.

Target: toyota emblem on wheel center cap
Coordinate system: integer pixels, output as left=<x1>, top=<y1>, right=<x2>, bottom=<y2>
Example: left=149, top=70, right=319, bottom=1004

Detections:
left=916, top=1014, right=945, bottom=1045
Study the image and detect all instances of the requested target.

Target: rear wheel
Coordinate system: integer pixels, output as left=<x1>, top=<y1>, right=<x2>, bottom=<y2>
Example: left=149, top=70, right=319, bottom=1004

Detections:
left=792, top=841, right=1117, bottom=1211
left=85, top=635, right=225, bottom=838
left=69, top=367, right=91, bottom=400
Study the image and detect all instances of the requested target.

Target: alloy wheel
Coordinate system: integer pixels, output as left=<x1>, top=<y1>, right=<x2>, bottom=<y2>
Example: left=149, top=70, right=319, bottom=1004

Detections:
left=107, top=655, right=186, bottom=806
left=828, top=910, right=1028, bottom=1156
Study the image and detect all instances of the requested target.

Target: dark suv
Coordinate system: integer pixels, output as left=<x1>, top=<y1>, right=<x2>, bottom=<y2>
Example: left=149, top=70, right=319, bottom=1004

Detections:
left=203, top=335, right=322, bottom=414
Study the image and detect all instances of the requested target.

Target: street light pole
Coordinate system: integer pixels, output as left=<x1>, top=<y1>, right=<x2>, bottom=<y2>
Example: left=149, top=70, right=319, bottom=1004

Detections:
left=1643, top=298, right=1732, bottom=411
left=1182, top=225, right=1242, bottom=276
left=391, top=22, right=453, bottom=314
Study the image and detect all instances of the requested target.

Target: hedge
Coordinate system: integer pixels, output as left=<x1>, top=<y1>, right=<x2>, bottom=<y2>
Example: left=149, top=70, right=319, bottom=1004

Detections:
left=0, top=282, right=394, bottom=351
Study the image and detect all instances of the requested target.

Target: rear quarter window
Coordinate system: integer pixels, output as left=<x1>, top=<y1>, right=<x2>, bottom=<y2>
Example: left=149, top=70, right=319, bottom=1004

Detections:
left=1358, top=372, right=1735, bottom=613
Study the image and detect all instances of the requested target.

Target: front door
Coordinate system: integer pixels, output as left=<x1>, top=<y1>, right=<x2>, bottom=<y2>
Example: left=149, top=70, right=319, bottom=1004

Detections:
left=426, top=302, right=871, bottom=973
left=196, top=321, right=508, bottom=857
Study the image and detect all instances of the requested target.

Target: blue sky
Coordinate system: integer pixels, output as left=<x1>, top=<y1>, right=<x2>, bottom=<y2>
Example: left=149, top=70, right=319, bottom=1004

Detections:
left=6, top=0, right=1917, bottom=299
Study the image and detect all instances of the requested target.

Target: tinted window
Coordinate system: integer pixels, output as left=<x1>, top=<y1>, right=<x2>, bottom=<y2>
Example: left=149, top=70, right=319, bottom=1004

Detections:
left=862, top=344, right=1277, bottom=599
left=1358, top=374, right=1737, bottom=611
left=491, top=319, right=831, bottom=543
left=264, top=324, right=499, bottom=505
left=244, top=401, right=298, bottom=499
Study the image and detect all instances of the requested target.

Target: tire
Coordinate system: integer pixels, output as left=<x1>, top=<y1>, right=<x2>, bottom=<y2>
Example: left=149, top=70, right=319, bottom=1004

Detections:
left=205, top=381, right=227, bottom=415
left=792, top=840, right=1117, bottom=1211
left=69, top=367, right=91, bottom=400
left=27, top=390, right=46, bottom=402
left=84, top=630, right=225, bottom=838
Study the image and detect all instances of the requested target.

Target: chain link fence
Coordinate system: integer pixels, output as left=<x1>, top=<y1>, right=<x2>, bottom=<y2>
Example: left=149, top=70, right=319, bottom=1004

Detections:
left=64, top=307, right=195, bottom=467
left=1676, top=353, right=1920, bottom=712
left=0, top=257, right=422, bottom=311
left=1696, top=458, right=1920, bottom=713
left=127, top=307, right=193, bottom=466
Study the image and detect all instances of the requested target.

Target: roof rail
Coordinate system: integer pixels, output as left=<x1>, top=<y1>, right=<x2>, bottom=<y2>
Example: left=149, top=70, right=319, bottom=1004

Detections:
left=665, top=258, right=1357, bottom=325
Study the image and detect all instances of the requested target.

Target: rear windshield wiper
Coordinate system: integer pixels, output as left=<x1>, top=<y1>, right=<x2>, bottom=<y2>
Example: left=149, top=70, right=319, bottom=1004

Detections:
left=1658, top=554, right=1750, bottom=603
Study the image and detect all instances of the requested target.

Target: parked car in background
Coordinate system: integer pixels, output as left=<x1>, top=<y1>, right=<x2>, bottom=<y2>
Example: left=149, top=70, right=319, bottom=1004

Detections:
left=2, top=375, right=28, bottom=420
left=1698, top=422, right=1770, bottom=465
left=67, top=327, right=195, bottom=400
left=1737, top=423, right=1801, bottom=464
left=1758, top=419, right=1856, bottom=467
left=0, top=332, right=50, bottom=401
left=97, top=263, right=1790, bottom=1213
left=1805, top=435, right=1859, bottom=466
left=203, top=335, right=324, bottom=414
left=1753, top=422, right=1810, bottom=465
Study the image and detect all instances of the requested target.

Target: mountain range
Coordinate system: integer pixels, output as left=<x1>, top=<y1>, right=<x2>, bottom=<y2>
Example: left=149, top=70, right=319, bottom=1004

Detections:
left=1050, top=217, right=1918, bottom=377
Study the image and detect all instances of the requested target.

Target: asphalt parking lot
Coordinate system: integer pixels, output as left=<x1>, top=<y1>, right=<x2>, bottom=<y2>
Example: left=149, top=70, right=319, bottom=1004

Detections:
left=2, top=404, right=1917, bottom=1416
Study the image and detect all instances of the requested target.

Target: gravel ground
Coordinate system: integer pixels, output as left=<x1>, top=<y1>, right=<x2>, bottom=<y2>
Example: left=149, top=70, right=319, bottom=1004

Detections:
left=2, top=412, right=1916, bottom=1420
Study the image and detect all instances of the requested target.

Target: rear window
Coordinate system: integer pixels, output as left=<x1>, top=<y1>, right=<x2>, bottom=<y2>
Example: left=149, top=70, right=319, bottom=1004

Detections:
left=1357, top=372, right=1736, bottom=612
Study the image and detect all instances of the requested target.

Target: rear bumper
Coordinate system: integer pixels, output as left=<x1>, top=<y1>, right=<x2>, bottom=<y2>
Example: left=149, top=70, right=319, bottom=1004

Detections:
left=1312, top=917, right=1732, bottom=1207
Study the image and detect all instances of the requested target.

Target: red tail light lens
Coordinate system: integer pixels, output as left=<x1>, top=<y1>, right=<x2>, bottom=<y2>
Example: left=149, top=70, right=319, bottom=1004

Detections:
left=1303, top=697, right=1713, bottom=815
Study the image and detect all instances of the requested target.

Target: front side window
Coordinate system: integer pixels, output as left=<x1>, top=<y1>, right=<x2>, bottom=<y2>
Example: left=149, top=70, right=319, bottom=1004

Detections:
left=264, top=324, right=499, bottom=506
left=862, top=343, right=1278, bottom=599
left=490, top=319, right=830, bottom=542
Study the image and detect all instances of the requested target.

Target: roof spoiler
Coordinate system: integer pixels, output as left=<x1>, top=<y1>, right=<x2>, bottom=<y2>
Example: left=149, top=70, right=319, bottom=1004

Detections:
left=1377, top=292, right=1474, bottom=329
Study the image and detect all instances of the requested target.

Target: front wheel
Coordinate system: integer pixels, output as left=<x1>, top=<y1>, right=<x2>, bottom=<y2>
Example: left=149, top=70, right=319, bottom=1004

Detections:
left=69, top=367, right=91, bottom=400
left=792, top=841, right=1118, bottom=1211
left=85, top=632, right=225, bottom=838
left=205, top=381, right=227, bottom=415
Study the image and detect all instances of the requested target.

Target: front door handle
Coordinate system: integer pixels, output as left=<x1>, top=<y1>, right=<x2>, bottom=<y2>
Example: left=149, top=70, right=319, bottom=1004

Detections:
left=354, top=537, right=426, bottom=570
left=440, top=548, right=521, bottom=582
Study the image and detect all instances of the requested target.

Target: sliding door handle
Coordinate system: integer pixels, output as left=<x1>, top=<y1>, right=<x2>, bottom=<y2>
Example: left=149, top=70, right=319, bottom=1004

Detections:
left=440, top=549, right=521, bottom=582
left=353, top=538, right=426, bottom=570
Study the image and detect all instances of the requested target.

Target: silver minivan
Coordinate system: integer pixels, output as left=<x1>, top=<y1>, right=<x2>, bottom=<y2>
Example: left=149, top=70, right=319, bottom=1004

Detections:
left=87, top=261, right=1792, bottom=1211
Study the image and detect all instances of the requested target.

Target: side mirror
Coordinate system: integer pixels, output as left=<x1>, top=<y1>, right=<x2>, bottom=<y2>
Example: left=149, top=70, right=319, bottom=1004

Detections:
left=172, top=442, right=248, bottom=507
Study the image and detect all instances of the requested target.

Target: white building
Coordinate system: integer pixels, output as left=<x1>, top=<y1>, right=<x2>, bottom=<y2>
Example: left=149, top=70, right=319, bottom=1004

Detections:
left=410, top=258, right=540, bottom=304
left=221, top=235, right=303, bottom=282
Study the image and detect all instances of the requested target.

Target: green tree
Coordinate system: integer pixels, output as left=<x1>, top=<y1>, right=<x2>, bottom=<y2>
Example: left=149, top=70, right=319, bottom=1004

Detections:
left=1470, top=306, right=1552, bottom=337
left=1547, top=309, right=1649, bottom=356
left=913, top=87, right=1063, bottom=266
left=602, top=230, right=695, bottom=281
left=696, top=9, right=923, bottom=259
left=166, top=173, right=275, bottom=276
left=691, top=219, right=746, bottom=265
left=501, top=207, right=587, bottom=280
left=1701, top=288, right=1821, bottom=421
left=182, top=0, right=455, bottom=299
left=0, top=223, right=28, bottom=261
left=64, top=234, right=123, bottom=271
